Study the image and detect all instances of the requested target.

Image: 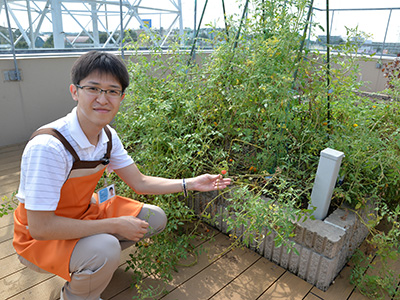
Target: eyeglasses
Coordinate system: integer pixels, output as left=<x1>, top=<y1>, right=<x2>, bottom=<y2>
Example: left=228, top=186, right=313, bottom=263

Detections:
left=75, top=85, right=123, bottom=99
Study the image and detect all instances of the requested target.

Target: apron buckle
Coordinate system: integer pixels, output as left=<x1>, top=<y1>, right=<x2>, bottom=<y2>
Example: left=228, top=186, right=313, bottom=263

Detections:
left=101, top=157, right=110, bottom=165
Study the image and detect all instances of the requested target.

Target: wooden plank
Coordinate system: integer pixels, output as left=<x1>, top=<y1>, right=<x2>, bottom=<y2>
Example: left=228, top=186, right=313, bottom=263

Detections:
left=303, top=293, right=323, bottom=300
left=0, top=267, right=54, bottom=299
left=0, top=254, right=26, bottom=279
left=350, top=253, right=400, bottom=300
left=0, top=223, right=14, bottom=243
left=0, top=142, right=26, bottom=154
left=160, top=243, right=261, bottom=299
left=0, top=188, right=19, bottom=200
left=0, top=185, right=20, bottom=199
left=102, top=265, right=138, bottom=300
left=110, top=232, right=233, bottom=300
left=310, top=266, right=355, bottom=300
left=257, top=270, right=313, bottom=300
left=0, top=171, right=20, bottom=185
left=8, top=248, right=135, bottom=300
left=0, top=157, right=20, bottom=169
left=0, top=161, right=21, bottom=173
left=104, top=225, right=218, bottom=299
left=376, top=253, right=400, bottom=300
left=0, top=211, right=15, bottom=228
left=0, top=147, right=24, bottom=158
left=0, top=238, right=17, bottom=259
left=7, top=275, right=64, bottom=300
left=209, top=257, right=286, bottom=300
left=98, top=247, right=141, bottom=299
left=0, top=142, right=22, bottom=200
left=347, top=290, right=371, bottom=300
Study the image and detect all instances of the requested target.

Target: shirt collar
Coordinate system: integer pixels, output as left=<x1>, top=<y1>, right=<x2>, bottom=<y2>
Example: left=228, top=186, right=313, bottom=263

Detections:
left=68, top=107, right=110, bottom=149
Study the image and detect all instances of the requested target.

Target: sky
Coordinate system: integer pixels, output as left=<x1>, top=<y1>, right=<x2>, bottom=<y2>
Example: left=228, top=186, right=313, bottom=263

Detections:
left=130, top=0, right=400, bottom=42
left=1, top=0, right=399, bottom=43
left=312, top=0, right=400, bottom=42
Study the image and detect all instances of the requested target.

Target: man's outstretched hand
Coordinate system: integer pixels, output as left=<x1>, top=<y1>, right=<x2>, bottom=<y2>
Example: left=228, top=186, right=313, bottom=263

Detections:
left=189, top=174, right=232, bottom=192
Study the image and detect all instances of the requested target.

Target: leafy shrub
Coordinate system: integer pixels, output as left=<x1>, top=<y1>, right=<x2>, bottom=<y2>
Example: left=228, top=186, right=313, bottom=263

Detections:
left=112, top=0, right=400, bottom=298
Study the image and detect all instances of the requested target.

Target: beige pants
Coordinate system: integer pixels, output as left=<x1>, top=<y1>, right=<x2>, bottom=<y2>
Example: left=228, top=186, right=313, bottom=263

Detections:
left=18, top=204, right=167, bottom=300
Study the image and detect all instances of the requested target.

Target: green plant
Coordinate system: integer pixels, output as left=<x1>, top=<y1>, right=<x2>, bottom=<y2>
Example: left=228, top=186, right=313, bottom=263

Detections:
left=350, top=203, right=400, bottom=299
left=383, top=69, right=400, bottom=100
left=201, top=177, right=314, bottom=256
left=125, top=199, right=197, bottom=300
left=110, top=0, right=400, bottom=298
left=382, top=55, right=400, bottom=90
left=0, top=194, right=17, bottom=217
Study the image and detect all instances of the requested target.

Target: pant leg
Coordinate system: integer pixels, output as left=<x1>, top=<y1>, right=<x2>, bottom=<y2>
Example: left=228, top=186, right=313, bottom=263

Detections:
left=62, top=205, right=166, bottom=299
left=61, top=233, right=121, bottom=300
left=20, top=204, right=167, bottom=299
left=120, top=204, right=167, bottom=250
left=18, top=255, right=50, bottom=274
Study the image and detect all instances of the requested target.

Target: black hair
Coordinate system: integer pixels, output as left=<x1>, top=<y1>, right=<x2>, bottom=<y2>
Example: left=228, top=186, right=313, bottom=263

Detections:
left=71, top=51, right=130, bottom=92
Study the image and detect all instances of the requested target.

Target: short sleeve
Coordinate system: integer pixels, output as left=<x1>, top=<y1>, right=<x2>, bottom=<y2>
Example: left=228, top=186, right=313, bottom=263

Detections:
left=17, top=136, right=72, bottom=211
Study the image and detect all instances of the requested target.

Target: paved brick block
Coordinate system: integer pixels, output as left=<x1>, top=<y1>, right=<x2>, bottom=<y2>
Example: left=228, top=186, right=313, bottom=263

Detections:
left=336, top=246, right=348, bottom=275
left=294, top=217, right=317, bottom=245
left=307, top=251, right=322, bottom=285
left=255, top=228, right=267, bottom=256
left=313, top=232, right=326, bottom=254
left=279, top=244, right=291, bottom=269
left=188, top=191, right=371, bottom=292
left=316, top=252, right=340, bottom=290
left=272, top=244, right=282, bottom=265
left=220, top=208, right=229, bottom=234
left=322, top=228, right=346, bottom=258
left=263, top=230, right=276, bottom=260
left=236, top=223, right=244, bottom=241
left=288, top=244, right=302, bottom=274
left=214, top=205, right=223, bottom=231
left=325, top=208, right=355, bottom=227
left=303, top=226, right=316, bottom=248
left=312, top=223, right=346, bottom=259
left=249, top=230, right=264, bottom=253
left=293, top=223, right=305, bottom=244
left=222, top=211, right=236, bottom=235
left=298, top=247, right=311, bottom=280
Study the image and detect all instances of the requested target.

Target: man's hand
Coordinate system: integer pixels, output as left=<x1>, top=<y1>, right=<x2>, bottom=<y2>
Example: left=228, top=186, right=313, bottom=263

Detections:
left=188, top=174, right=232, bottom=192
left=115, top=216, right=149, bottom=241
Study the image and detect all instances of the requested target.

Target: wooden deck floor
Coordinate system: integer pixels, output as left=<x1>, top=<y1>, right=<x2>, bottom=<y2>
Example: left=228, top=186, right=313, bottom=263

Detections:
left=0, top=143, right=377, bottom=300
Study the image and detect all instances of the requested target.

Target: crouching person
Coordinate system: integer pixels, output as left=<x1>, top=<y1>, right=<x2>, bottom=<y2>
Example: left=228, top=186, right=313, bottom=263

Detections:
left=13, top=51, right=231, bottom=300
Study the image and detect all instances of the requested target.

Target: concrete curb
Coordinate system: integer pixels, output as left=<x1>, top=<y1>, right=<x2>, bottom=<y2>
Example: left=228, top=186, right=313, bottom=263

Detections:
left=186, top=190, right=371, bottom=291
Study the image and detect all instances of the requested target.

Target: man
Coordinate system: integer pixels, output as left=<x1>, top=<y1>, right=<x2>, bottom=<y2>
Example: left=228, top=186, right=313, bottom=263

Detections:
left=13, top=50, right=231, bottom=300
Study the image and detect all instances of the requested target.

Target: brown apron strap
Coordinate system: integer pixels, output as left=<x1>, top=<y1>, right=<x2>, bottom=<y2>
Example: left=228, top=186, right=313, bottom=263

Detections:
left=29, top=126, right=113, bottom=170
left=103, top=125, right=112, bottom=160
left=30, top=128, right=80, bottom=162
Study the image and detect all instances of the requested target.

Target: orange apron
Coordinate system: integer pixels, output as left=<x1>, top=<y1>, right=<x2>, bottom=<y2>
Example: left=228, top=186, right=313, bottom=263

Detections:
left=13, top=127, right=143, bottom=281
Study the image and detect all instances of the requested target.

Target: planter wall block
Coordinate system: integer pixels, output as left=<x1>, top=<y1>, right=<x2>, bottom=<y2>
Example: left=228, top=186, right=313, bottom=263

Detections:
left=186, top=190, right=370, bottom=291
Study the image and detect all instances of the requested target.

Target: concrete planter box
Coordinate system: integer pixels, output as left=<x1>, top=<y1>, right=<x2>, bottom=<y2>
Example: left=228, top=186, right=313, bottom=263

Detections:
left=186, top=189, right=370, bottom=291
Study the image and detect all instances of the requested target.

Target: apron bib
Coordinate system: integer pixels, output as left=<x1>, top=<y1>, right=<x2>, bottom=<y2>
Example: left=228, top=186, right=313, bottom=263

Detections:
left=13, top=127, right=143, bottom=281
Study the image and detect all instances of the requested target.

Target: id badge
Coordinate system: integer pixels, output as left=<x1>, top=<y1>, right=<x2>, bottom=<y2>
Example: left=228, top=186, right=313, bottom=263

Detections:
left=98, top=184, right=116, bottom=204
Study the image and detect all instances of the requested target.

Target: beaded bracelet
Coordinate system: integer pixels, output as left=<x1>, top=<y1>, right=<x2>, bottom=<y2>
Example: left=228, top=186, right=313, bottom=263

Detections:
left=182, top=178, right=188, bottom=197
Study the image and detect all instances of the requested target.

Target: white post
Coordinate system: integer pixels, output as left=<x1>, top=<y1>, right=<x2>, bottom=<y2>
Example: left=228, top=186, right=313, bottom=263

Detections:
left=91, top=2, right=99, bottom=47
left=309, top=148, right=345, bottom=220
left=50, top=0, right=64, bottom=49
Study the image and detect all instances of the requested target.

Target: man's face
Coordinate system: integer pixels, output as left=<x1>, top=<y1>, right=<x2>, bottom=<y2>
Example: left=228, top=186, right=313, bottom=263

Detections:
left=70, top=71, right=125, bottom=133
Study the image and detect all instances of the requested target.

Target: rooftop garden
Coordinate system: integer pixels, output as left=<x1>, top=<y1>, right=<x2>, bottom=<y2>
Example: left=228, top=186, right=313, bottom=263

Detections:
left=109, top=0, right=400, bottom=298
left=1, top=0, right=399, bottom=299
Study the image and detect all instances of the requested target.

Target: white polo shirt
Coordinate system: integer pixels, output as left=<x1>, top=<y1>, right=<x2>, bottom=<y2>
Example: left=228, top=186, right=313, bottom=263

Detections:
left=16, top=107, right=134, bottom=211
